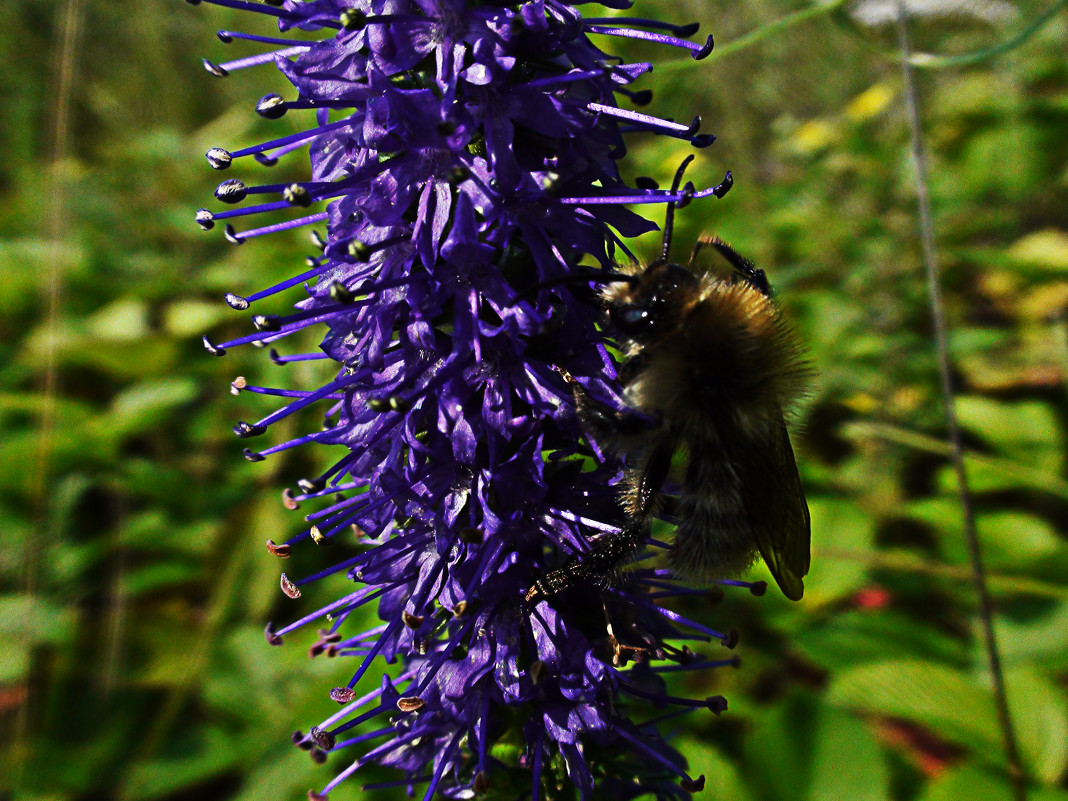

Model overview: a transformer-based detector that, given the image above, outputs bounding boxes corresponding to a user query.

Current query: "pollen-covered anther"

[215,178,247,203]
[280,572,302,599]
[451,601,469,618]
[397,696,426,713]
[202,335,225,356]
[297,477,325,494]
[402,611,424,629]
[309,726,336,751]
[330,687,356,704]
[707,695,728,715]
[230,376,247,395]
[282,488,300,510]
[243,448,265,462]
[284,183,313,207]
[233,420,266,438]
[347,239,373,262]
[224,224,244,245]
[266,539,292,558]
[339,8,367,29]
[205,147,232,170]
[256,93,287,119]
[680,775,706,793]
[329,282,354,304]
[253,314,281,331]
[195,209,215,230]
[225,292,250,310]
[264,623,283,646]
[310,525,333,546]
[202,59,229,77]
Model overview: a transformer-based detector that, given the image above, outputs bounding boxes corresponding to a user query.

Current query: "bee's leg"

[692,235,772,298]
[560,369,661,445]
[527,438,677,602]
[525,525,644,601]
[597,598,663,666]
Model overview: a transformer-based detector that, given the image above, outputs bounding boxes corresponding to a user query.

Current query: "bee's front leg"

[556,367,661,447]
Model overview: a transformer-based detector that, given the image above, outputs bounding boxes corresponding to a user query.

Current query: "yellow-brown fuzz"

[601,257,811,598]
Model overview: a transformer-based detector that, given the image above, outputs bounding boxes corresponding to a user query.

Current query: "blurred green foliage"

[1,1,1067,800]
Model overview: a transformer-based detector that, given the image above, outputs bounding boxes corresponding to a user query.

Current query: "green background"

[2,1,1067,800]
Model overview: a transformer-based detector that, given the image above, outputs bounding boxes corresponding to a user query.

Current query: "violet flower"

[189,1,751,797]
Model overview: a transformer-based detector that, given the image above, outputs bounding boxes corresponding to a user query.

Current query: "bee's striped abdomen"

[668,441,759,581]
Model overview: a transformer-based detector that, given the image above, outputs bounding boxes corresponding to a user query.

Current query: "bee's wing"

[740,417,811,601]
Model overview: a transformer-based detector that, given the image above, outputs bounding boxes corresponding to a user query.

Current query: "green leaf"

[809,707,890,801]
[1005,665,1068,784]
[827,660,999,757]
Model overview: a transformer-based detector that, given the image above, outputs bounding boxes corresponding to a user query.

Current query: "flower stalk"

[189,0,747,797]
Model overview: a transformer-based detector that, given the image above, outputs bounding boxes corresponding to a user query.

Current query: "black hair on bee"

[529,156,812,602]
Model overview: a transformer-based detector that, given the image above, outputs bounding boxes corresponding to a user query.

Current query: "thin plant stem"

[12,0,83,790]
[895,7,1026,800]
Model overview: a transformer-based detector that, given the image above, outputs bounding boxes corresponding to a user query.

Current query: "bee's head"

[606,260,696,343]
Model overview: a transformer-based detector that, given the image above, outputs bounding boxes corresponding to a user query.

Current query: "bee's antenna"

[660,155,696,264]
[517,270,636,300]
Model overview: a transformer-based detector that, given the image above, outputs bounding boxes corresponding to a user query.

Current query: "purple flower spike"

[190,1,746,797]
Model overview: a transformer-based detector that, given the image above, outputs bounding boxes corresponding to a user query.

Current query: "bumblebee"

[529,157,812,601]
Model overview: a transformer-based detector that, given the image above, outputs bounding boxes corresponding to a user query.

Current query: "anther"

[310,526,333,546]
[721,629,739,649]
[348,240,373,261]
[473,772,490,794]
[284,183,313,207]
[309,726,336,751]
[243,448,265,462]
[628,89,653,106]
[692,33,715,59]
[230,376,247,394]
[256,93,287,119]
[280,573,302,599]
[233,420,266,438]
[253,314,281,331]
[680,775,706,793]
[330,687,356,704]
[205,147,232,170]
[224,224,244,244]
[195,209,215,230]
[397,697,425,712]
[202,59,229,77]
[707,695,728,715]
[749,580,768,596]
[691,133,717,148]
[712,171,733,198]
[266,539,292,558]
[298,477,325,493]
[202,337,226,358]
[264,623,283,646]
[329,282,355,304]
[311,230,327,251]
[310,750,327,765]
[340,8,367,29]
[282,488,300,510]
[215,179,247,203]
